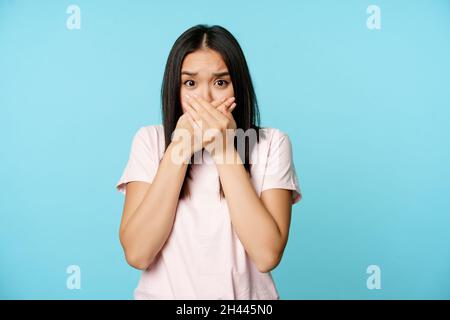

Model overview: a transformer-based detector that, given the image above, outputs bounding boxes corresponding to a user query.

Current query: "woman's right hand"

[172,97,234,161]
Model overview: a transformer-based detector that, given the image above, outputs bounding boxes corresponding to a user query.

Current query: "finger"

[186,111,198,127]
[217,97,236,115]
[197,95,234,121]
[215,97,233,116]
[211,97,226,109]
[184,101,201,122]
[185,99,206,130]
[188,94,218,125]
[218,102,236,121]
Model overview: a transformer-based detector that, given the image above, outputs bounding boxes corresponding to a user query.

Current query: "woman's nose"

[197,88,213,102]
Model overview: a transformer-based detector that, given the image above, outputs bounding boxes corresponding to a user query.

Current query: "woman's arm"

[119,139,190,270]
[182,94,294,273]
[214,149,293,273]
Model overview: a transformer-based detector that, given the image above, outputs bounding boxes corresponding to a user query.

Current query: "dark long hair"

[161,24,262,200]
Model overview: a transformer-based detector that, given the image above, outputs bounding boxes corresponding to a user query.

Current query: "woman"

[116,24,302,299]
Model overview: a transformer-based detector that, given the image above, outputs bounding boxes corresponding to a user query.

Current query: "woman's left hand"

[184,93,237,161]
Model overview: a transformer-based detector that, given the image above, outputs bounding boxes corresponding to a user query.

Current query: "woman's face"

[180,48,234,113]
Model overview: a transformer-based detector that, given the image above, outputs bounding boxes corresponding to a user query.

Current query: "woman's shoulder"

[131,124,166,159]
[247,127,292,162]
[259,126,287,134]
[256,126,291,145]
[137,123,164,134]
[134,124,165,141]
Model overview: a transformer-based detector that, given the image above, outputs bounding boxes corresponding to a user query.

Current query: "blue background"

[1,0,449,299]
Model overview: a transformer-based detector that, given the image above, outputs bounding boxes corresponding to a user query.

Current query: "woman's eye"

[215,80,229,87]
[184,80,195,87]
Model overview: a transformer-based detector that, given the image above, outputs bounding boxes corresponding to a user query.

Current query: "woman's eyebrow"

[212,71,230,77]
[181,71,197,76]
[181,71,230,77]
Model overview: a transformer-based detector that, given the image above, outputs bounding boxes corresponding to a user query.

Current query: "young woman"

[116,24,302,300]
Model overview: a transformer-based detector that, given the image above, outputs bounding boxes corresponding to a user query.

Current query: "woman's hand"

[171,112,198,163]
[172,95,235,163]
[184,94,237,162]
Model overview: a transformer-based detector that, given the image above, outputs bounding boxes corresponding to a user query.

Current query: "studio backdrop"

[1,0,450,299]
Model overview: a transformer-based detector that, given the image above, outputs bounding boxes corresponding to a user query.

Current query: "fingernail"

[185,94,191,100]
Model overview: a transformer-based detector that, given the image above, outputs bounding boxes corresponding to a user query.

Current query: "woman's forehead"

[181,49,228,75]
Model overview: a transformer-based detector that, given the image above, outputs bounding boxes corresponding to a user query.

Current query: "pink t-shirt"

[116,124,302,299]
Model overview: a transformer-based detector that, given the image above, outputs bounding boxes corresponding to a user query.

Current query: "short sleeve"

[115,127,159,195]
[261,129,302,205]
